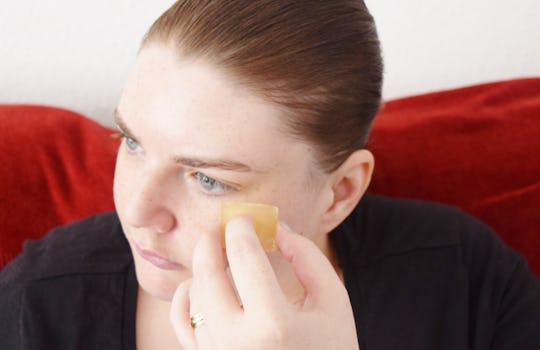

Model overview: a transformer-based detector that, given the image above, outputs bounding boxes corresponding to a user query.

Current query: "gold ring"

[190,313,205,329]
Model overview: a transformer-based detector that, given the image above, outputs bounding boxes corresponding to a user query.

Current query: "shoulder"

[336,195,540,349]
[335,194,525,271]
[0,212,134,347]
[0,212,131,286]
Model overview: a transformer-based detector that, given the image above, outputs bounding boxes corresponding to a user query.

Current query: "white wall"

[365,0,540,99]
[1,0,539,126]
[0,0,176,126]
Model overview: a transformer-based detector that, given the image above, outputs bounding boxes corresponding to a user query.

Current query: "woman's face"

[114,46,332,301]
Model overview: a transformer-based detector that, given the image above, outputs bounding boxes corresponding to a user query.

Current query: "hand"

[170,215,359,350]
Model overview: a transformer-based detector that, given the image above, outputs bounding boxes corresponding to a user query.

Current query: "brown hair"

[142,0,383,172]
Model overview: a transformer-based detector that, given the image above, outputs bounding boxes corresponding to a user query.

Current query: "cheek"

[162,187,223,254]
[162,200,222,268]
[266,184,326,238]
[112,149,131,213]
[180,196,223,237]
[280,200,321,237]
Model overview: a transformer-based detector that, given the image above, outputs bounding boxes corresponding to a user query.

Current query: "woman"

[1,1,539,349]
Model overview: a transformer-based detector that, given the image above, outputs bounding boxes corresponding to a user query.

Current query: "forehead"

[118,45,309,169]
[123,46,280,124]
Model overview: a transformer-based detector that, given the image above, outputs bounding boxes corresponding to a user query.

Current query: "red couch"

[1,78,539,277]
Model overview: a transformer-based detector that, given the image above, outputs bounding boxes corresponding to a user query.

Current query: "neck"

[268,231,343,303]
[136,287,183,350]
[315,231,344,282]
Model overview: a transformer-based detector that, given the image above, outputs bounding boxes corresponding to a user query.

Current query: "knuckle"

[258,314,291,346]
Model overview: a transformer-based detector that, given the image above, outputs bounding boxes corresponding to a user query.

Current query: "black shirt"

[1,195,539,349]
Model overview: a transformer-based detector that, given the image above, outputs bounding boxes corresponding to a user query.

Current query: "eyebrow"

[114,109,259,173]
[172,156,253,172]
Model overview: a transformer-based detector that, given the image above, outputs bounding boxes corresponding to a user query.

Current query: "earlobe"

[318,150,374,234]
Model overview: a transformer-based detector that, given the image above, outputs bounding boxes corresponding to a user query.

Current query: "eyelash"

[192,172,233,196]
[111,131,142,153]
[111,131,124,140]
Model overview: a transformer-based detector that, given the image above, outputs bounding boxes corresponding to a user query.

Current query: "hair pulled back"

[143,0,383,172]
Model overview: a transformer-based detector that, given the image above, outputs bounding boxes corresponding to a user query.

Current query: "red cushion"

[368,77,540,277]
[0,105,118,268]
[1,78,539,277]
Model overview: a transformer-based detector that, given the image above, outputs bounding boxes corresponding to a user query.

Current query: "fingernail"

[280,220,293,232]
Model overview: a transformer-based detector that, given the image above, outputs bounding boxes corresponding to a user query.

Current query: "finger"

[170,279,197,350]
[225,215,285,312]
[190,309,215,350]
[191,231,242,326]
[276,222,344,307]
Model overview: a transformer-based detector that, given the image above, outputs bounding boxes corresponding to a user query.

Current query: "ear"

[317,149,374,234]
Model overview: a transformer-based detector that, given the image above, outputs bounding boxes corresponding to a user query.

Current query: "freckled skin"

[114,45,333,301]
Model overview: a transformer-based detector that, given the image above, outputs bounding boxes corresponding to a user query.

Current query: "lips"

[134,242,183,271]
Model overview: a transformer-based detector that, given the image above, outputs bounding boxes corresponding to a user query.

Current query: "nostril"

[150,201,177,232]
[153,214,176,234]
[125,211,176,234]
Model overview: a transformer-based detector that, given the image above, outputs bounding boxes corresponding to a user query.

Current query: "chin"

[134,257,192,301]
[139,279,177,301]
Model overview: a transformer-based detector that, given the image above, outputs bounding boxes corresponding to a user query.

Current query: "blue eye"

[195,172,227,195]
[125,136,142,152]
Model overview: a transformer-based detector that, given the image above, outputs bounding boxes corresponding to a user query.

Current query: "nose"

[122,169,177,234]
